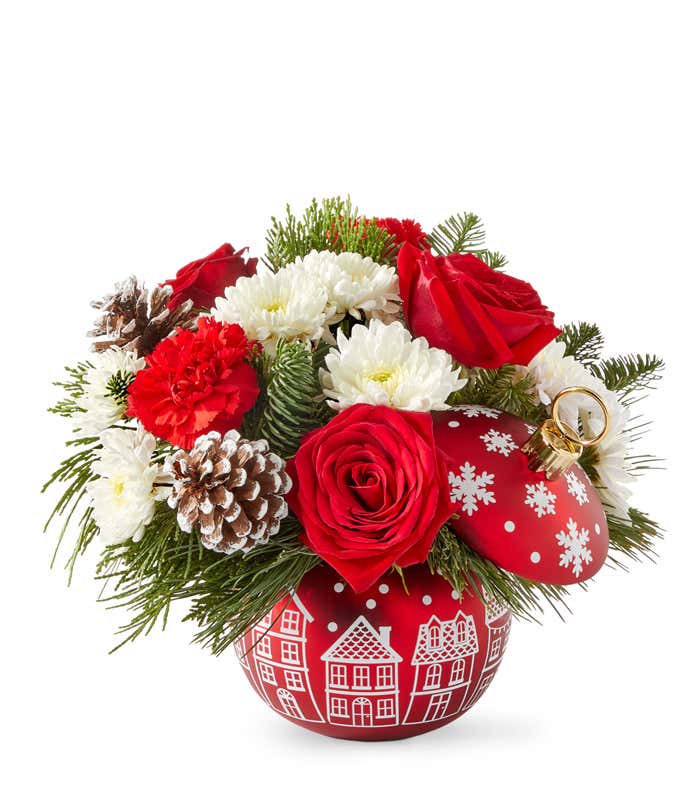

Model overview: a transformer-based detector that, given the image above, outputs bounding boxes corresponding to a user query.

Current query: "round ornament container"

[234,563,511,741]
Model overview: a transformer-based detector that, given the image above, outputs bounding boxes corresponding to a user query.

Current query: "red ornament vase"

[234,563,511,741]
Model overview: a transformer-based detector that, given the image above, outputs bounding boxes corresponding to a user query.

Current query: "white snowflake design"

[480,429,518,457]
[565,470,589,506]
[448,462,496,516]
[556,518,592,578]
[450,405,501,419]
[525,423,537,434]
[524,482,557,517]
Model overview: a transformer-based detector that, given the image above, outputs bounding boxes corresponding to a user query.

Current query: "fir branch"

[559,322,604,366]
[428,213,486,255]
[606,507,662,568]
[258,339,328,458]
[49,361,92,418]
[428,526,571,621]
[451,365,546,423]
[264,197,395,270]
[589,354,664,399]
[476,250,508,270]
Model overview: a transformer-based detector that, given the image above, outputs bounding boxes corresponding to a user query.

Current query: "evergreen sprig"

[428,526,572,621]
[605,508,662,567]
[451,365,546,423]
[264,197,395,270]
[559,322,605,366]
[427,212,506,269]
[590,354,664,399]
[49,362,92,419]
[257,339,329,458]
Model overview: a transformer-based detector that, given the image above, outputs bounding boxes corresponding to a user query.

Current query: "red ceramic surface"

[433,406,608,584]
[235,564,511,740]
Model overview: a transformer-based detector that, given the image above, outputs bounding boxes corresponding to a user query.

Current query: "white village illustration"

[235,588,511,729]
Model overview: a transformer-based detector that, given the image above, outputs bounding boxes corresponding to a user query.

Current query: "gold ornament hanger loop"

[551,386,610,448]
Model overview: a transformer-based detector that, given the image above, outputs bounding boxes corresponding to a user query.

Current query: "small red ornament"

[433,405,609,585]
[235,564,511,741]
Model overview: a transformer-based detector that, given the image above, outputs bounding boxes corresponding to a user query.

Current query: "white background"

[1,2,678,792]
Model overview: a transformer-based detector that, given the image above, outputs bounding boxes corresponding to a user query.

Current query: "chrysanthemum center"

[368,369,394,384]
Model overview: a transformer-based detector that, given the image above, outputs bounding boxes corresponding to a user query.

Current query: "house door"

[277,688,303,719]
[352,697,373,727]
[424,692,451,722]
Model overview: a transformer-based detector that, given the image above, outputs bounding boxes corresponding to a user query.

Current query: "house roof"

[411,613,479,664]
[483,591,509,626]
[321,616,402,663]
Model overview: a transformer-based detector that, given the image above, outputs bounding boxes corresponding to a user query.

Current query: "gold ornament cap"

[522,386,610,480]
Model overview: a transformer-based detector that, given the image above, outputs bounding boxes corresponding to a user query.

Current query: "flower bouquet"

[45,198,664,740]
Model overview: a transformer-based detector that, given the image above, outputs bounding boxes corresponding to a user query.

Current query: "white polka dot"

[504,520,515,533]
[327,621,338,632]
[422,595,432,606]
[378,583,389,594]
[448,420,460,428]
[366,598,377,609]
[451,589,461,600]
[334,582,345,593]
[595,523,601,535]
[530,551,541,563]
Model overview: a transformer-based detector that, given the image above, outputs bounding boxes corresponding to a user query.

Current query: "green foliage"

[605,508,662,567]
[42,437,100,582]
[427,212,506,269]
[450,365,546,423]
[264,197,396,270]
[590,354,664,399]
[429,526,571,621]
[97,510,317,655]
[49,362,92,419]
[256,339,330,459]
[559,322,604,366]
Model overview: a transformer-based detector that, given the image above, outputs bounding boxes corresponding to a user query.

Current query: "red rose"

[127,317,259,449]
[375,217,431,250]
[162,243,257,311]
[398,243,560,369]
[287,404,452,593]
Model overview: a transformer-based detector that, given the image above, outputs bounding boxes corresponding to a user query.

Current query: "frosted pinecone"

[89,276,195,357]
[166,430,292,554]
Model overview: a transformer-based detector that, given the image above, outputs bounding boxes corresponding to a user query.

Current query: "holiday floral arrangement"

[45,198,663,740]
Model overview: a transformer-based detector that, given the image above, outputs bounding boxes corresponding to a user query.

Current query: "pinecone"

[88,276,195,357]
[167,430,292,554]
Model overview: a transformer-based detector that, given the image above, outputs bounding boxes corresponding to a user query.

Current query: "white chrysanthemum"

[87,426,170,545]
[75,348,144,437]
[528,340,634,517]
[321,320,467,412]
[526,340,606,430]
[288,250,401,323]
[212,268,328,354]
[582,401,633,519]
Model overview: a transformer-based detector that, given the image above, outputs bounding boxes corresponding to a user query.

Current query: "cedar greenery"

[264,196,396,270]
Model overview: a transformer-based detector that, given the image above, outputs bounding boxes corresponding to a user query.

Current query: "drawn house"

[249,592,325,723]
[462,593,511,710]
[321,616,402,728]
[233,633,266,701]
[402,612,479,725]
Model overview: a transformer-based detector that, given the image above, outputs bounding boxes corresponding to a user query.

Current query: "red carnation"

[287,404,452,593]
[375,217,431,250]
[127,317,259,449]
[162,243,257,311]
[398,243,560,369]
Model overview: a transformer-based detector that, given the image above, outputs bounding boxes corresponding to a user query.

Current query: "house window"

[427,624,441,648]
[281,641,299,665]
[455,619,468,644]
[353,666,370,689]
[257,634,272,658]
[259,613,272,628]
[449,658,465,685]
[329,664,347,688]
[277,688,303,719]
[424,663,442,690]
[376,665,394,689]
[424,692,451,721]
[489,636,502,660]
[284,670,305,691]
[376,698,395,719]
[330,697,349,718]
[259,662,276,685]
[280,609,300,635]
